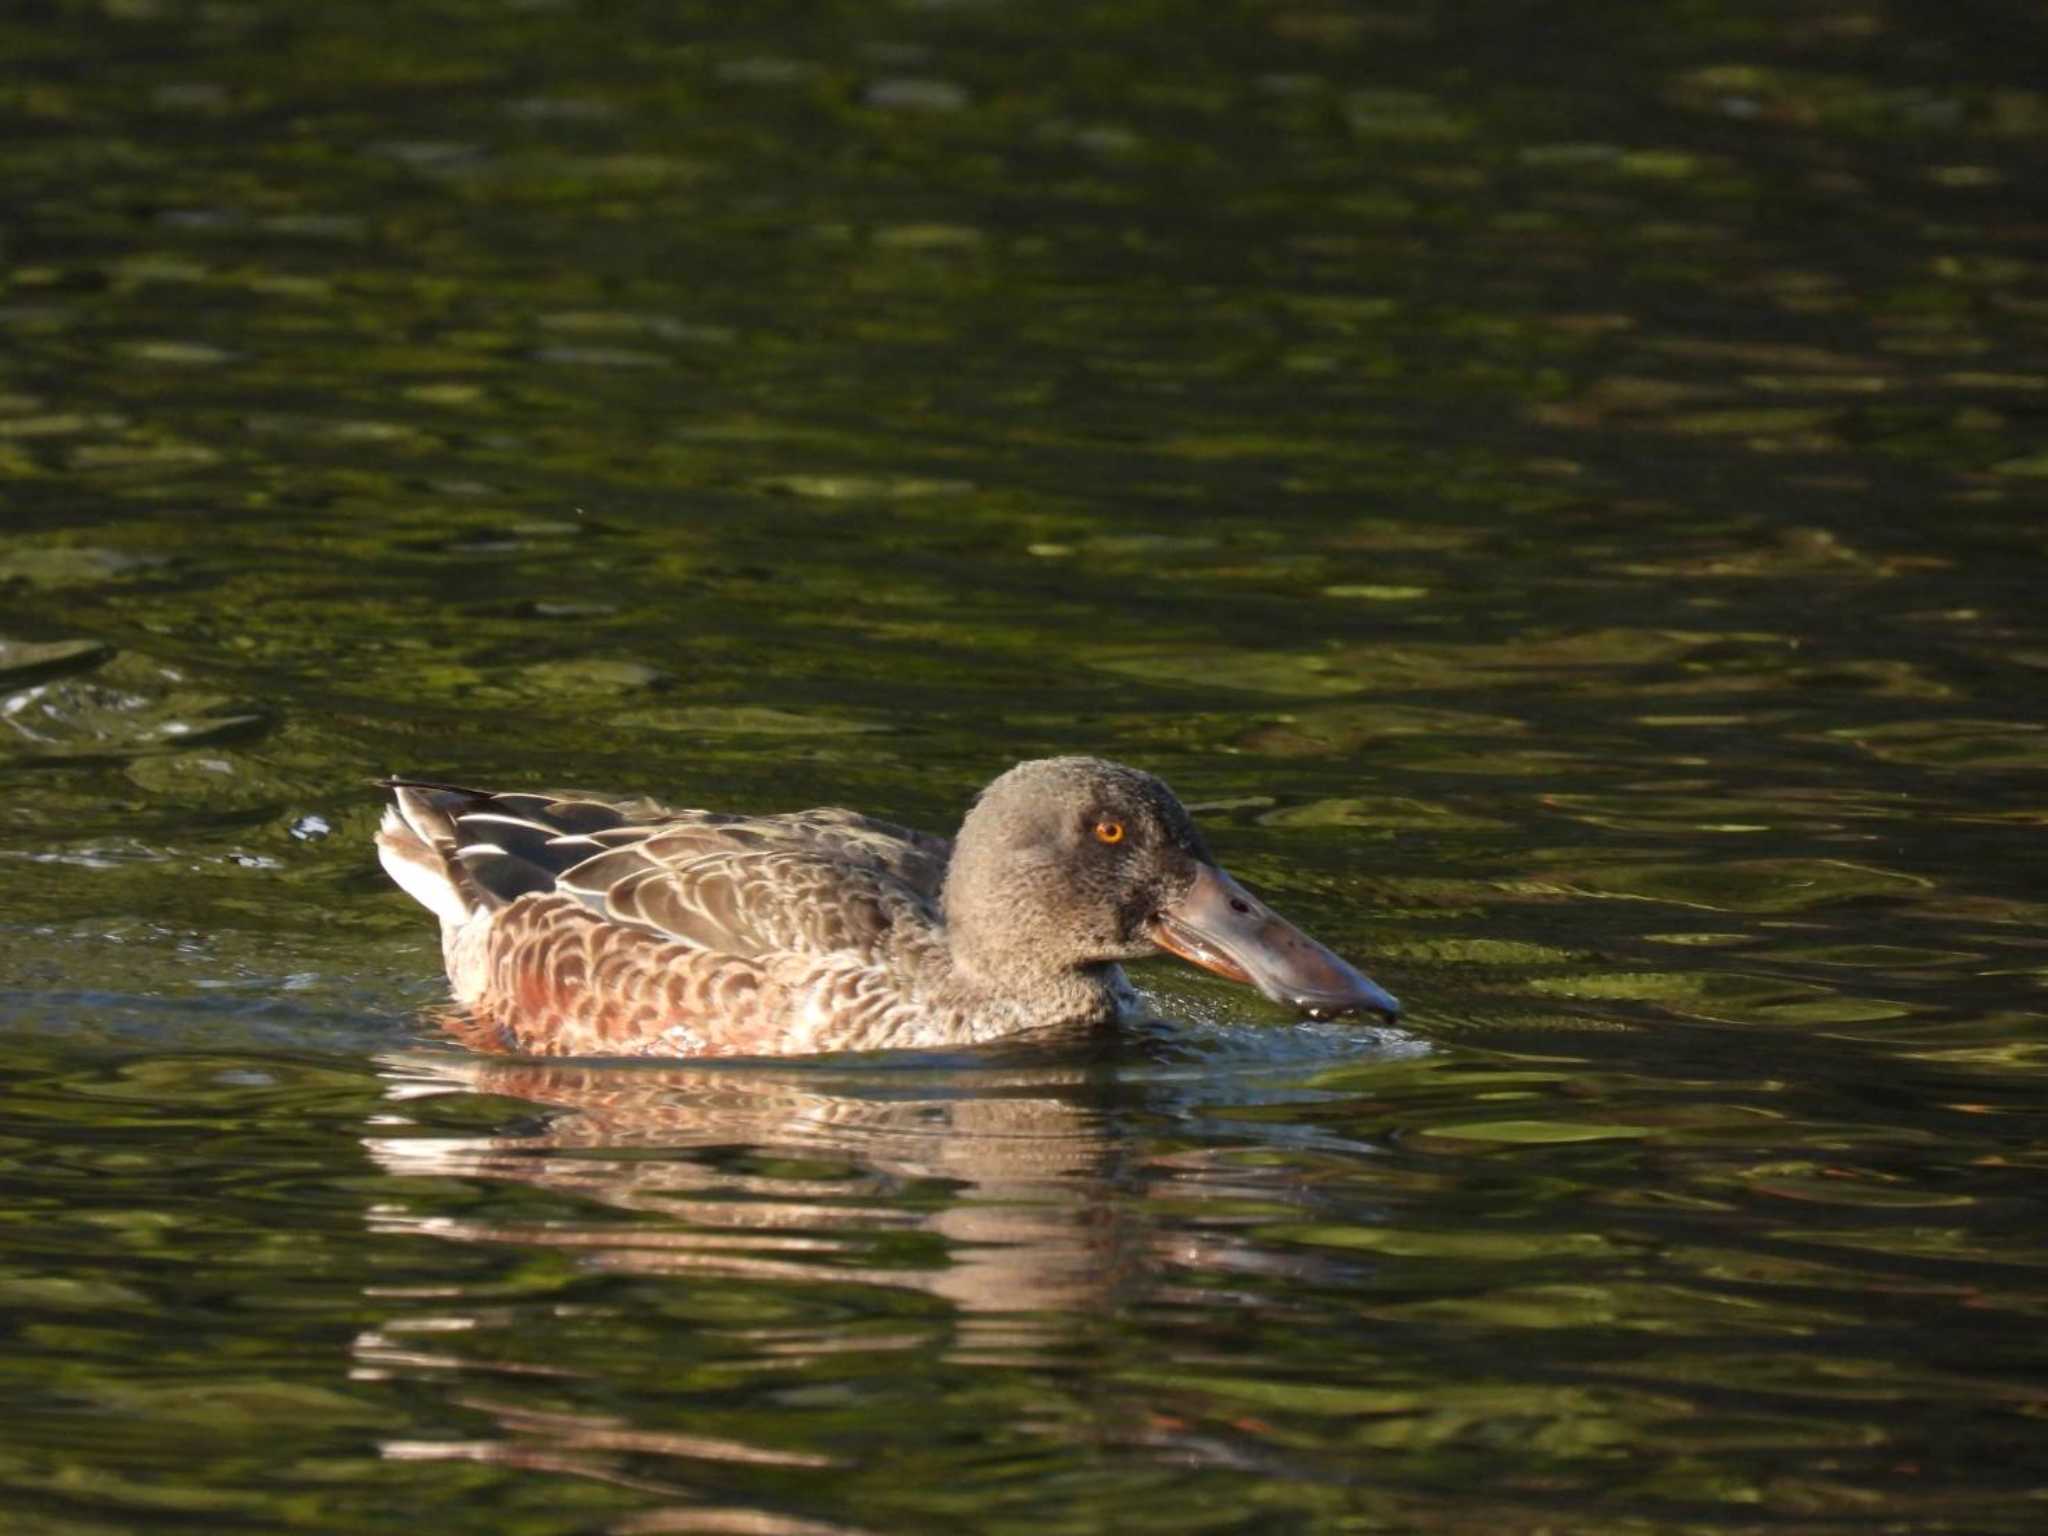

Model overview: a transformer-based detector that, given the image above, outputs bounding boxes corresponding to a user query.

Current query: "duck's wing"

[771,807,951,900]
[558,843,936,962]
[383,780,949,958]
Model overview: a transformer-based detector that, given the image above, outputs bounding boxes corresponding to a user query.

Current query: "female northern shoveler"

[376,756,1400,1057]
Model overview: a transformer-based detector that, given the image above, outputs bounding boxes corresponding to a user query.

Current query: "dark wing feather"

[457,846,559,904]
[456,811,577,870]
[480,792,638,837]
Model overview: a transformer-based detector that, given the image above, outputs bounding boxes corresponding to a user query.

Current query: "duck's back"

[377,782,955,1056]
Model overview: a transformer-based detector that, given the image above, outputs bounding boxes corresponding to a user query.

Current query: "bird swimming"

[376,756,1400,1057]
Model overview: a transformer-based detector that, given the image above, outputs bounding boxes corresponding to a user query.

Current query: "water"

[5,1,2048,1530]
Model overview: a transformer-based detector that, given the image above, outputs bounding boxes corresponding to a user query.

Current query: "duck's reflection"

[362,1044,1139,1333]
[355,1028,1413,1519]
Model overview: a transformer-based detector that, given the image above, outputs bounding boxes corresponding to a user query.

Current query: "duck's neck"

[937,917,1129,1029]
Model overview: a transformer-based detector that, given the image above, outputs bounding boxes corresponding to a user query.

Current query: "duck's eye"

[1092,818,1126,846]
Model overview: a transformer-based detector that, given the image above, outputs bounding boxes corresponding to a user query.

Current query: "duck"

[376,756,1401,1057]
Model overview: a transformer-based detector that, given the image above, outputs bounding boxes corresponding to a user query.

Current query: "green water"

[4,1,2047,1530]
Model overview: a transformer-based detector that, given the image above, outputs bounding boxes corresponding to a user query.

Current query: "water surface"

[4,1,2047,1531]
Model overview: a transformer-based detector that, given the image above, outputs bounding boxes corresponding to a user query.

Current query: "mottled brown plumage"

[376,757,1399,1058]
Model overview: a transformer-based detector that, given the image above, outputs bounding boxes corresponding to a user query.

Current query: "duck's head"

[941,757,1400,1023]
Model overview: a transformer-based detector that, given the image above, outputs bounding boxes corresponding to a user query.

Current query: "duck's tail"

[375,779,496,930]
[377,776,628,930]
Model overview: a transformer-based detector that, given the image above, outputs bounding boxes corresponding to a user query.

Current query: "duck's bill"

[1148,862,1401,1023]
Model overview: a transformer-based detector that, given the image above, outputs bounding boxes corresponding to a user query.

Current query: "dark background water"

[4,1,2047,1531]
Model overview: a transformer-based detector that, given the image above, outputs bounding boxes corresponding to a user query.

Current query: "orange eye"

[1093,818,1125,845]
